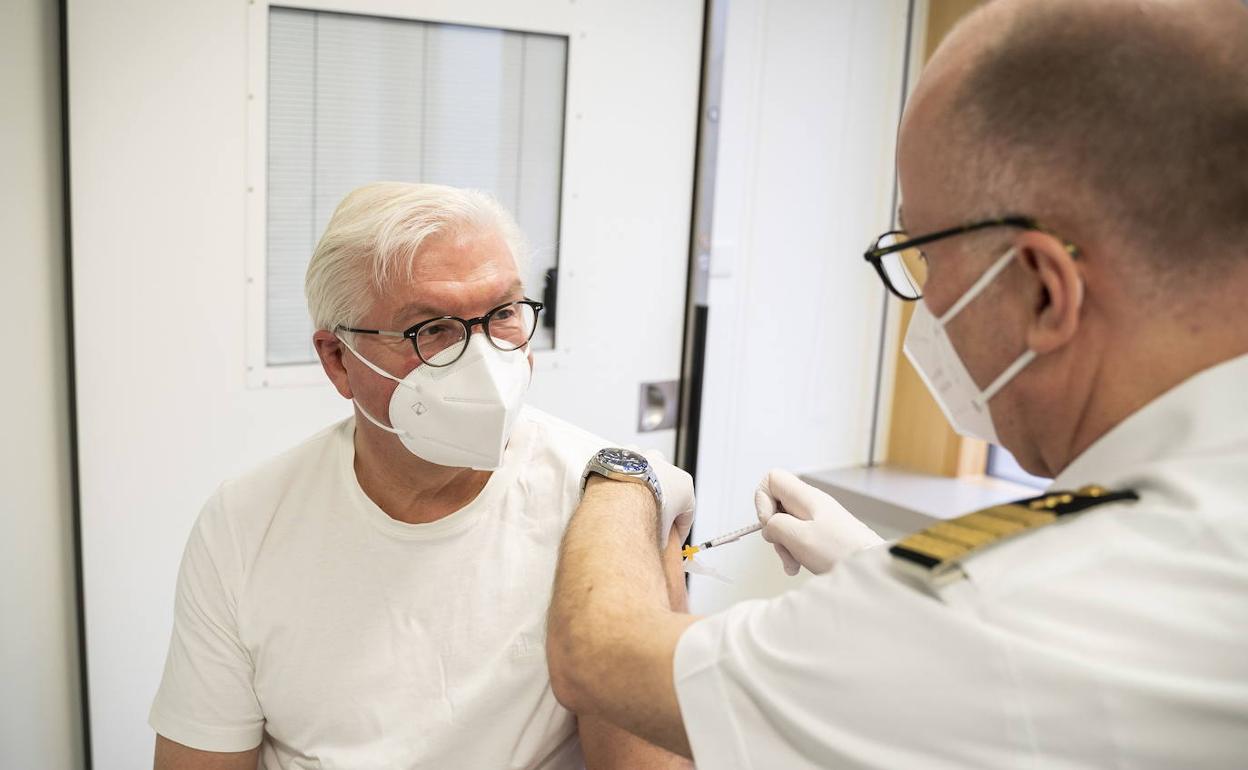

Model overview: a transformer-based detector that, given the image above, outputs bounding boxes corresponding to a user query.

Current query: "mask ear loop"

[980,260,1084,405]
[335,333,410,436]
[336,333,410,387]
[979,349,1037,404]
[938,247,1020,325]
[941,247,1038,407]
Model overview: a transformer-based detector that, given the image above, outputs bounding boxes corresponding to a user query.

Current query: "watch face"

[598,448,649,475]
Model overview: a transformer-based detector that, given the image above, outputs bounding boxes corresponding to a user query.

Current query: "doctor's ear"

[313,330,354,400]
[1018,230,1084,356]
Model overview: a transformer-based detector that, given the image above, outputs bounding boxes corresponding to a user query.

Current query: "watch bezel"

[595,447,650,476]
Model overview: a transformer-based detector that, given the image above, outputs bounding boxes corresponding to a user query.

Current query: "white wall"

[0,1,85,768]
[68,1,702,766]
[690,0,913,611]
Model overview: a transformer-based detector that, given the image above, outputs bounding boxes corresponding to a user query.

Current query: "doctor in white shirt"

[546,0,1248,767]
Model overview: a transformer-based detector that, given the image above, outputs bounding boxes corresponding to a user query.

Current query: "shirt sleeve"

[672,547,1021,769]
[149,489,264,752]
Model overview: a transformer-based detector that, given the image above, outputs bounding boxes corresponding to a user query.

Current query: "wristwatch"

[580,448,664,510]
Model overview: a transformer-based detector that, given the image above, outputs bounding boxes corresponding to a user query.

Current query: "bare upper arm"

[154,734,260,770]
[571,527,694,769]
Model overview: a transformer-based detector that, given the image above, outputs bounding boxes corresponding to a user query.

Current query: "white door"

[688,0,914,611]
[67,0,702,764]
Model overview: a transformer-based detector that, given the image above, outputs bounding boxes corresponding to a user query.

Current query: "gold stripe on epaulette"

[899,532,968,561]
[956,511,1026,536]
[981,504,1055,527]
[926,521,999,549]
[890,485,1139,585]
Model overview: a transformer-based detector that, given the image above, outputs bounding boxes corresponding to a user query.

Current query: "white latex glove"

[643,449,696,549]
[754,469,883,576]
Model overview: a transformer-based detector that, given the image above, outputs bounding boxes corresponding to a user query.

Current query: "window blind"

[267,7,567,365]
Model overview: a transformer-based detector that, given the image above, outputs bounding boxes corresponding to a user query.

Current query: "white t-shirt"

[674,354,1248,769]
[150,406,608,769]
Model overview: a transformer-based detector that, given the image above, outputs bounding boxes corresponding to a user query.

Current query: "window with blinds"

[266,7,567,365]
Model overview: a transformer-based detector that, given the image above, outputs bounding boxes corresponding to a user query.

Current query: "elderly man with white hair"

[149,182,693,769]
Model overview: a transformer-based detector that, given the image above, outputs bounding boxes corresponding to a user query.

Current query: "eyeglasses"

[863,216,1077,301]
[338,299,544,368]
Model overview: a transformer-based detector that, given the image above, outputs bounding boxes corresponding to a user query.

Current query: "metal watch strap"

[579,449,664,510]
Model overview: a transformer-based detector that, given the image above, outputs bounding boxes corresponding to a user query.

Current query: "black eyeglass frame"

[863,215,1078,301]
[337,298,545,368]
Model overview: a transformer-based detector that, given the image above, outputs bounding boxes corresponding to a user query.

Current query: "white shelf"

[800,466,1043,541]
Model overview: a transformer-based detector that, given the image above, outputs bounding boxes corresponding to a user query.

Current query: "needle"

[682,521,764,560]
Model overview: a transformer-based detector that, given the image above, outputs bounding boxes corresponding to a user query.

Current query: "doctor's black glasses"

[338,299,544,368]
[864,215,1055,301]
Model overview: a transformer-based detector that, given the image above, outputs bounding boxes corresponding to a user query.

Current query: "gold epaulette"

[889,485,1139,585]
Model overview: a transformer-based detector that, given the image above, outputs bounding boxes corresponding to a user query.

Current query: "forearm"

[547,478,696,757]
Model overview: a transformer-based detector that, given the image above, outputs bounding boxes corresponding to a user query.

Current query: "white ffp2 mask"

[338,333,532,470]
[903,247,1038,445]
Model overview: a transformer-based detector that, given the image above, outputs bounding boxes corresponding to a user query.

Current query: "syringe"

[682,521,764,560]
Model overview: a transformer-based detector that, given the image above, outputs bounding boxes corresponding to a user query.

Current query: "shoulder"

[889,485,1142,591]
[873,474,1247,623]
[217,418,349,511]
[506,407,616,520]
[514,406,611,472]
[195,418,352,563]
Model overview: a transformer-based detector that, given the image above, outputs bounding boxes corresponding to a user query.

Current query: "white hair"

[305,182,529,330]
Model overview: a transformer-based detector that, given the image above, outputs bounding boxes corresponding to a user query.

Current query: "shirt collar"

[1053,353,1248,491]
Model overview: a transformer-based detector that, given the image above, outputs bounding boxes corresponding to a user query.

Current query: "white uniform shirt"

[150,406,607,770]
[674,354,1248,769]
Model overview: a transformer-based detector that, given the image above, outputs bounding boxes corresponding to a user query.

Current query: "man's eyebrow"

[897,205,908,232]
[392,303,442,327]
[391,279,526,327]
[494,279,526,304]
[480,280,526,313]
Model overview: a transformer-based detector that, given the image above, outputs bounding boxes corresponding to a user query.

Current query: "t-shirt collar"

[339,413,534,541]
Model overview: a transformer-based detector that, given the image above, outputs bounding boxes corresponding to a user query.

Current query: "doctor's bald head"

[892,0,1248,479]
[899,0,1248,291]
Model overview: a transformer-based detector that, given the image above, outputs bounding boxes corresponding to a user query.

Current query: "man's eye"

[492,307,517,322]
[418,322,455,338]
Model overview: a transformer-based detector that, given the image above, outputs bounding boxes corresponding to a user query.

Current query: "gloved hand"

[754,469,883,575]
[642,449,696,549]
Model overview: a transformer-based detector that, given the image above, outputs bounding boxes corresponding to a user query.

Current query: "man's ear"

[313,330,354,400]
[1017,230,1083,355]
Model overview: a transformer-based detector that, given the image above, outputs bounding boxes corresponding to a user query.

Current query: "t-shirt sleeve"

[149,490,264,752]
